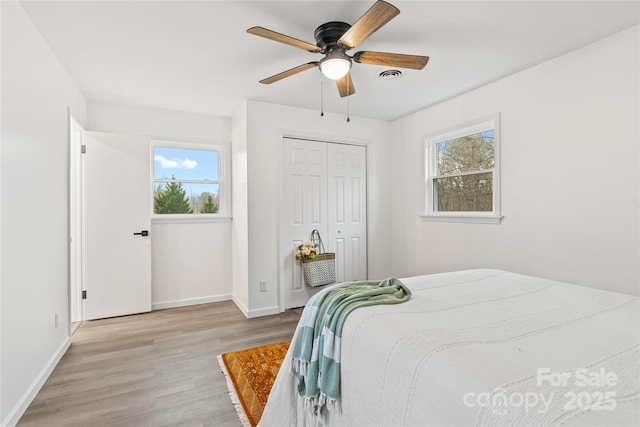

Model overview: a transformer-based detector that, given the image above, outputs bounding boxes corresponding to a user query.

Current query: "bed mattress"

[259,269,639,426]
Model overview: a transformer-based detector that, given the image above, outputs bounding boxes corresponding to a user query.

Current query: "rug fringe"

[217,354,252,427]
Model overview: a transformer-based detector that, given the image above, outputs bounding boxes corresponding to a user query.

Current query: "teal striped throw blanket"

[291,278,412,419]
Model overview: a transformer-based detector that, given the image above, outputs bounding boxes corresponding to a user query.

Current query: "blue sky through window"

[153,147,220,207]
[153,147,219,181]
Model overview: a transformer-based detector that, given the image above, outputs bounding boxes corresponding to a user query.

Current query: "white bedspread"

[259,269,640,426]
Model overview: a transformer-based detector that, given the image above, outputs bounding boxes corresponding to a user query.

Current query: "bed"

[259,269,639,426]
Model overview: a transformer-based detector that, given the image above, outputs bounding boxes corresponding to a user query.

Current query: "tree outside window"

[425,115,501,222]
[433,130,494,212]
[152,145,221,215]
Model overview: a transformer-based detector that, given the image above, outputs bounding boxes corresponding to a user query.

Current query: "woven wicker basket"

[302,253,336,287]
[301,230,336,287]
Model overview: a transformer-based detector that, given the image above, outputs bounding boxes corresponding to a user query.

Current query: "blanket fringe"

[292,357,309,377]
[217,354,252,427]
[301,393,341,426]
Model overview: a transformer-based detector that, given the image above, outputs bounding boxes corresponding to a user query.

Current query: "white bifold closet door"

[281,137,367,309]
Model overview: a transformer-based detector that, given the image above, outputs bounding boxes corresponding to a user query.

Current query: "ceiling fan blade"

[338,0,400,50]
[247,26,321,53]
[353,51,429,70]
[259,62,319,84]
[336,72,356,97]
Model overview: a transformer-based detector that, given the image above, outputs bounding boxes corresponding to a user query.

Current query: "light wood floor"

[18,301,302,426]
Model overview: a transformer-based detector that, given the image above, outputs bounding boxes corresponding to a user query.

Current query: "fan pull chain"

[320,74,324,117]
[346,97,350,122]
[346,79,351,123]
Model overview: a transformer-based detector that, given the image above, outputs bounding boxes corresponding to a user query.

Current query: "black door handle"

[133,230,149,237]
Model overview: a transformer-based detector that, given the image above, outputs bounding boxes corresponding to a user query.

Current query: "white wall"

[238,100,392,317]
[87,102,233,309]
[231,103,249,313]
[1,2,88,425]
[391,26,640,296]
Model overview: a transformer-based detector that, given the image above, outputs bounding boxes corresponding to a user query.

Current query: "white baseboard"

[231,295,249,318]
[247,305,281,318]
[2,337,71,427]
[151,293,232,311]
[230,296,280,318]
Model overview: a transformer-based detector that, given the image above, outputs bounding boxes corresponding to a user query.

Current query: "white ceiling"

[20,1,639,121]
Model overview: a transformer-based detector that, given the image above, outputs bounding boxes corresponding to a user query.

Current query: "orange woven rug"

[218,340,291,427]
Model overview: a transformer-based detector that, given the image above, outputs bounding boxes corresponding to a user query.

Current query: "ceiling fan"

[247,0,429,98]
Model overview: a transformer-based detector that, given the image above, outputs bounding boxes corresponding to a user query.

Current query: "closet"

[281,137,367,309]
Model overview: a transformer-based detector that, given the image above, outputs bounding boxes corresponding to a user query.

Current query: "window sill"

[152,215,232,225]
[420,214,503,224]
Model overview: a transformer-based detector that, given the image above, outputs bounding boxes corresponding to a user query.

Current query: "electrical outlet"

[54,312,59,328]
[260,280,267,292]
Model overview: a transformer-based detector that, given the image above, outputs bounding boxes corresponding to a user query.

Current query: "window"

[152,142,226,217]
[424,114,501,223]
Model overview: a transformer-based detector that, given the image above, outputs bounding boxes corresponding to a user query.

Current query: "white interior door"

[83,131,151,320]
[69,115,84,323]
[327,144,367,282]
[281,138,328,309]
[281,138,367,310]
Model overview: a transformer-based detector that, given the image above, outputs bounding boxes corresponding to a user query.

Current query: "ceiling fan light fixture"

[320,51,352,80]
[248,1,429,97]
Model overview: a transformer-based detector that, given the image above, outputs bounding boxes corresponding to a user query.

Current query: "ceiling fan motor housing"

[314,21,351,53]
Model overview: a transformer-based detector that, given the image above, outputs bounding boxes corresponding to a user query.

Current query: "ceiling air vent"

[378,69,403,80]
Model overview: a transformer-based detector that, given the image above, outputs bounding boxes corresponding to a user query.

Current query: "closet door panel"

[328,144,367,283]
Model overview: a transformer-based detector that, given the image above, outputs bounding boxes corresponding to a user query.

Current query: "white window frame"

[423,113,502,224]
[151,140,231,223]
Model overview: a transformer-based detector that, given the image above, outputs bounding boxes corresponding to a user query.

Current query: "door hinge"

[81,144,86,154]
[82,290,87,300]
